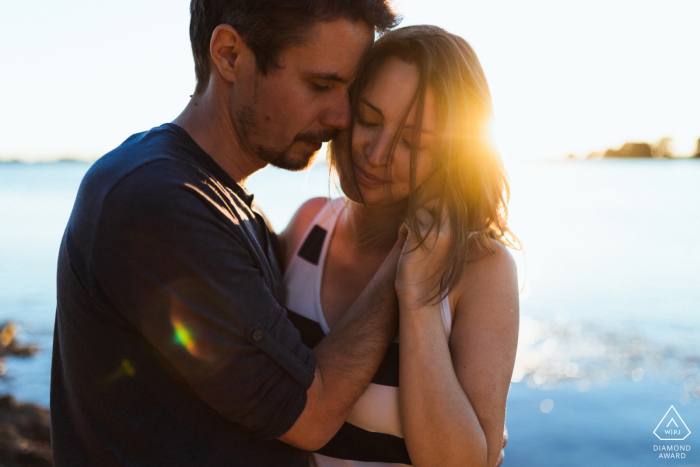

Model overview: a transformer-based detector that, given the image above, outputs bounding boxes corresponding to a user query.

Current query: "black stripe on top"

[288,310,400,388]
[297,225,327,265]
[317,422,412,465]
[287,309,326,348]
[371,343,399,387]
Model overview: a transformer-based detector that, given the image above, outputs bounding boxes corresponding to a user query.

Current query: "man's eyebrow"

[359,98,383,117]
[308,72,348,84]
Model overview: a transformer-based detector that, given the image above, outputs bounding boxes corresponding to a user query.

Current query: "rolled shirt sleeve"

[89,160,315,438]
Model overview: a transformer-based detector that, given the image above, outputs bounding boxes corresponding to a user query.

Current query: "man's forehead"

[282,18,374,80]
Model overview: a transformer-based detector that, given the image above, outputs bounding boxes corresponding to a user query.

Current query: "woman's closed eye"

[357,116,379,128]
[400,130,425,150]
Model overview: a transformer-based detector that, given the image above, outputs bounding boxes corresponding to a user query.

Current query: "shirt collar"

[163,123,256,208]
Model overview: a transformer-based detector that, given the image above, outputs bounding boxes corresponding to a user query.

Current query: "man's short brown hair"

[189,0,399,94]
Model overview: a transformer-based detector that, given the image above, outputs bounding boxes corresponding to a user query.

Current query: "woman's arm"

[399,240,519,467]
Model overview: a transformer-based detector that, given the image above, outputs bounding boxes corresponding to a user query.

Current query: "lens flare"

[168,305,215,361]
[172,317,196,355]
[105,359,136,383]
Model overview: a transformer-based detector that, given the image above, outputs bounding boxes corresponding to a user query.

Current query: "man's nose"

[319,94,351,131]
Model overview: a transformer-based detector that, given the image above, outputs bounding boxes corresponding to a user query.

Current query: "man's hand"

[278,230,407,451]
[395,201,452,308]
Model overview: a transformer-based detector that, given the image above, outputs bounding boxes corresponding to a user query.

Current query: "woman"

[280,25,519,467]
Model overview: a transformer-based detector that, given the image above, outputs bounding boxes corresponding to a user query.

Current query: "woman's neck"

[342,200,405,255]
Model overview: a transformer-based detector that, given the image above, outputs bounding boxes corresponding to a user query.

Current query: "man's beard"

[237,105,336,172]
[257,129,337,171]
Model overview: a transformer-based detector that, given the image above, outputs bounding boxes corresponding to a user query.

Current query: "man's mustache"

[294,129,338,145]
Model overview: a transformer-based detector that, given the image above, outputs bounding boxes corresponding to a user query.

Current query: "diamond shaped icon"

[654,406,691,441]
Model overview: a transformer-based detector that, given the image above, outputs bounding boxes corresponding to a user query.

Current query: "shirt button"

[252,330,264,342]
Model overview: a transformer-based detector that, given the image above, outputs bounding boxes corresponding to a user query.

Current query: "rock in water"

[0,395,52,467]
[0,322,39,359]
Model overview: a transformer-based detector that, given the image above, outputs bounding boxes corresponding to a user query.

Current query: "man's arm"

[92,164,324,439]
[94,164,405,447]
[278,232,404,451]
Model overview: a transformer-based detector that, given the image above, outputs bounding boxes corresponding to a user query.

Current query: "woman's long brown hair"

[329,25,520,303]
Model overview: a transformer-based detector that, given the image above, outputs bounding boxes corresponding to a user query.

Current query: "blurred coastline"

[3,134,700,164]
[567,136,700,160]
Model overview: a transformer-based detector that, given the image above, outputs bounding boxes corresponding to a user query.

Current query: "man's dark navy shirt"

[51,124,316,466]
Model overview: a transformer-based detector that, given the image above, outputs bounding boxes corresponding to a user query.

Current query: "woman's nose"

[364,132,391,167]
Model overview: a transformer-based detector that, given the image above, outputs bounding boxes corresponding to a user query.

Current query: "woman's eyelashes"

[356,117,421,151]
[400,131,423,150]
[356,115,379,128]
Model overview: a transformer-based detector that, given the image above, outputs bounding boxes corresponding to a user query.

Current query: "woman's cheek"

[389,166,411,200]
[351,124,372,153]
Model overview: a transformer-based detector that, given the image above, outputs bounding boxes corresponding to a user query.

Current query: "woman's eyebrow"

[403,124,433,135]
[360,98,383,117]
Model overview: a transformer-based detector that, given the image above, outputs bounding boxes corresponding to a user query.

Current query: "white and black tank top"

[283,198,453,467]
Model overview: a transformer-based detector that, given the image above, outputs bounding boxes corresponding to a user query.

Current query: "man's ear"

[209,24,246,84]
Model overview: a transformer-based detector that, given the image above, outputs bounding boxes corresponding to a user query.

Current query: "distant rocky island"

[573,137,700,159]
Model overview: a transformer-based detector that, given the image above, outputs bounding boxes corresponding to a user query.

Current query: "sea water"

[0,159,698,466]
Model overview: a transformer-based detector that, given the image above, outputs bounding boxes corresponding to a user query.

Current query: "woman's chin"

[348,188,388,206]
[338,177,405,207]
[338,176,366,203]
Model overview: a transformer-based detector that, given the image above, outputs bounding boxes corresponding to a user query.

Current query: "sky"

[1,0,699,162]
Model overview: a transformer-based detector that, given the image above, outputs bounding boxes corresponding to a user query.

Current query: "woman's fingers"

[422,197,439,209]
[437,205,452,251]
[413,202,451,249]
[494,449,505,467]
[396,201,453,306]
[439,204,450,231]
[415,207,433,228]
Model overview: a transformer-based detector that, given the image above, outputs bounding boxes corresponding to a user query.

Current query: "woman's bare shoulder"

[452,238,519,319]
[279,197,330,267]
[447,239,519,467]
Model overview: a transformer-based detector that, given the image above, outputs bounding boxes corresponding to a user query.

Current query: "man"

[51,1,403,465]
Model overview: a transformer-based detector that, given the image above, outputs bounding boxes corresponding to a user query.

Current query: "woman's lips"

[354,166,386,187]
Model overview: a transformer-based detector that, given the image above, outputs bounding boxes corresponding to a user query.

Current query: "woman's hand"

[395,200,452,308]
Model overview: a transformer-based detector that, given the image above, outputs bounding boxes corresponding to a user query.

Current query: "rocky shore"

[1,322,51,466]
[0,395,52,467]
